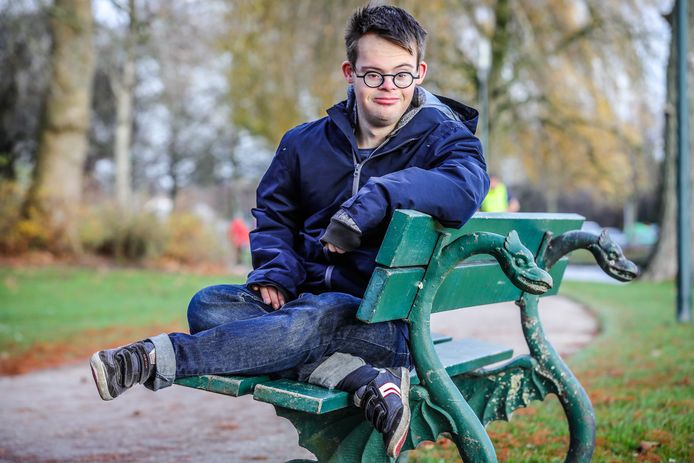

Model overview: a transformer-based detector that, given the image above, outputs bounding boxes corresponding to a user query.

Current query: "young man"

[90,5,488,458]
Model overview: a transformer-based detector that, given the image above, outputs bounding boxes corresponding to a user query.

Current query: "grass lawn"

[411,280,694,462]
[1,266,692,461]
[0,265,241,372]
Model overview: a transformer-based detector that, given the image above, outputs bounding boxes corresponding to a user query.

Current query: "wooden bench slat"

[174,374,270,397]
[375,210,584,268]
[253,338,513,414]
[358,258,569,323]
[375,210,439,267]
[358,266,424,323]
[431,332,453,344]
[254,379,351,414]
[175,333,452,398]
[410,338,513,385]
[431,258,569,314]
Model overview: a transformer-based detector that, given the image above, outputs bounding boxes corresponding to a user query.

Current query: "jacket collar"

[326,86,479,148]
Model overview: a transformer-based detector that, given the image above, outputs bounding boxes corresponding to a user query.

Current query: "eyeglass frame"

[353,70,421,89]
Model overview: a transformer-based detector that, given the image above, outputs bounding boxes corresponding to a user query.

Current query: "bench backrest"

[357,210,584,323]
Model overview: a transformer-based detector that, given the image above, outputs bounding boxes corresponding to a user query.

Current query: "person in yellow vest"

[480,174,520,212]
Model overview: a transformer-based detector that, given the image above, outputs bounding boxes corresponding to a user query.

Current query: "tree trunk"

[114,0,136,210]
[643,4,694,281]
[22,0,94,252]
[690,0,694,270]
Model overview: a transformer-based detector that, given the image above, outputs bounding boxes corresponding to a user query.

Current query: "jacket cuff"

[320,209,362,252]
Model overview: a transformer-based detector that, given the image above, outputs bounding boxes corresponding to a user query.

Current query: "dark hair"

[345,4,427,66]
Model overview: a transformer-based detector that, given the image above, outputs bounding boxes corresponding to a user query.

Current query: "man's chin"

[368,110,405,128]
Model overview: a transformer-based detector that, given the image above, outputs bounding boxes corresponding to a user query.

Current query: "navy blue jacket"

[247,88,489,299]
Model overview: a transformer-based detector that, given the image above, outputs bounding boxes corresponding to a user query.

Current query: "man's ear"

[416,61,427,84]
[342,61,354,84]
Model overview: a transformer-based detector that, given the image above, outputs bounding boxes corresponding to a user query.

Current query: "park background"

[0,0,692,462]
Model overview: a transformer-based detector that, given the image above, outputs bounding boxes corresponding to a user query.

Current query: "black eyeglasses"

[354,71,420,89]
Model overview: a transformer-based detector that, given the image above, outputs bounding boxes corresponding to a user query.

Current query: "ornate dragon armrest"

[543,229,639,281]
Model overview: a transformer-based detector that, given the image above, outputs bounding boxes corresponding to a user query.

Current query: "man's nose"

[379,75,397,90]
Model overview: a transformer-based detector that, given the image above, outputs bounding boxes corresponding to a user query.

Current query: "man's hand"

[250,285,285,310]
[324,242,346,254]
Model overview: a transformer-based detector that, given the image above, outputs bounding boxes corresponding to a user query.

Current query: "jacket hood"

[327,86,479,144]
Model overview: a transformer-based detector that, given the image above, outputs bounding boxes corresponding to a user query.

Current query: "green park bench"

[175,210,638,462]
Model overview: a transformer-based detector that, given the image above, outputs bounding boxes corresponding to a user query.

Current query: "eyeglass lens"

[361,71,415,88]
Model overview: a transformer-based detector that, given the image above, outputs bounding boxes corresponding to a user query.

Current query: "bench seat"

[170,211,635,462]
[252,338,513,414]
[174,373,271,397]
[174,332,455,397]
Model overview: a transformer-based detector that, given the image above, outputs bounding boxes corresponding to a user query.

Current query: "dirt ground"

[0,295,597,463]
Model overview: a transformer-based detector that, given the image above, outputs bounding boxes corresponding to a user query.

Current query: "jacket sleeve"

[340,120,489,234]
[247,133,306,299]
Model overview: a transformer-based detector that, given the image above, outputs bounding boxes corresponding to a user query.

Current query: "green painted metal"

[275,406,388,463]
[430,332,453,344]
[374,210,584,268]
[430,258,568,314]
[253,379,350,414]
[408,230,553,462]
[358,266,425,323]
[451,355,557,425]
[534,227,638,462]
[254,339,511,414]
[357,258,568,323]
[174,374,270,396]
[543,231,638,282]
[174,211,641,463]
[442,212,584,249]
[410,338,512,385]
[517,290,597,463]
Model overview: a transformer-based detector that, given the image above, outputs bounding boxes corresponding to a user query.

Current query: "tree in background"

[221,0,663,216]
[0,5,51,182]
[643,1,694,281]
[222,0,355,144]
[22,0,95,252]
[112,0,138,210]
[415,0,659,212]
[0,0,679,268]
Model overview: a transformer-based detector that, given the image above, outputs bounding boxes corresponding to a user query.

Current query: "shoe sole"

[387,368,411,458]
[90,352,114,401]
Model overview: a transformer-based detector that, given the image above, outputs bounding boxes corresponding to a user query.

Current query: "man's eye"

[396,72,409,79]
[365,72,381,80]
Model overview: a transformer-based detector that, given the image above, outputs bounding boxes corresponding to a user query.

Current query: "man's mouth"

[373,97,400,106]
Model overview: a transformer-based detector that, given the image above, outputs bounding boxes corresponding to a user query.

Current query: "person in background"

[480,174,520,212]
[228,216,250,266]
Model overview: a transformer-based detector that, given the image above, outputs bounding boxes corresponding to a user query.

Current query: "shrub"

[2,186,228,267]
[77,204,166,261]
[0,182,56,254]
[162,212,227,265]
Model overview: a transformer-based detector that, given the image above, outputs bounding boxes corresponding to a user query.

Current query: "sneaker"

[90,341,155,401]
[354,367,410,458]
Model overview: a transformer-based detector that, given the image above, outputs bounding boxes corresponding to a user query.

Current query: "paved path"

[0,295,597,463]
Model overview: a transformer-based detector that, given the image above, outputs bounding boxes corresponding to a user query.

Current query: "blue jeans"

[146,284,411,390]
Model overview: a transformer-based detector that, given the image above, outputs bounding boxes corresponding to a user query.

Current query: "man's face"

[342,33,427,131]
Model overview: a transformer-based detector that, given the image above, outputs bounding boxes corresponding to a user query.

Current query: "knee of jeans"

[187,284,248,333]
[187,285,221,333]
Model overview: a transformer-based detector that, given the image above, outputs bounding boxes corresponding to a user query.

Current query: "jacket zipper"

[351,137,418,195]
